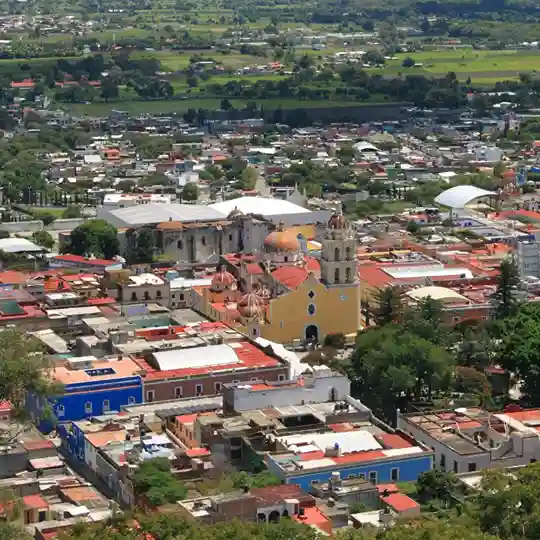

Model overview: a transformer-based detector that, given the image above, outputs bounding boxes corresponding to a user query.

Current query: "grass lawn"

[381,200,414,213]
[22,206,66,218]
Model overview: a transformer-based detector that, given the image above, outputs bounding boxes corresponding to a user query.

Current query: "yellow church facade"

[259,272,361,344]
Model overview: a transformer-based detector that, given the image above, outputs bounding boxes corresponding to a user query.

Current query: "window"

[358,473,365,480]
[103,399,110,412]
[177,240,183,249]
[531,459,537,464]
[308,290,315,299]
[214,382,222,393]
[156,290,162,299]
[57,405,65,418]
[146,390,155,403]
[251,377,258,381]
[229,234,233,241]
[334,247,340,260]
[468,462,477,472]
[195,384,203,396]
[334,268,340,283]
[453,460,458,473]
[144,291,151,301]
[308,304,316,316]
[390,468,399,482]
[180,293,185,301]
[278,374,286,381]
[38,511,47,522]
[131,292,137,301]
[440,454,446,469]
[368,471,377,484]
[202,236,207,246]
[85,401,93,415]
[252,328,258,336]
[175,387,183,398]
[128,396,136,405]
[280,321,284,328]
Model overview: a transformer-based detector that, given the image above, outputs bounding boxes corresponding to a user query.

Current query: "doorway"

[305,324,319,343]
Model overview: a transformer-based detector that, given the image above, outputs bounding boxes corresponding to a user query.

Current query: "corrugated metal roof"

[103,203,227,227]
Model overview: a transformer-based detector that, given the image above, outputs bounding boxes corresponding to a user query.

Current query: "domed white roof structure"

[434,185,496,209]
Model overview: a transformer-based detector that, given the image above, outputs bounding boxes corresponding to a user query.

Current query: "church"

[191,212,361,344]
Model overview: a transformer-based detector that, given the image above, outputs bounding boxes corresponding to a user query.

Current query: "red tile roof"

[51,254,118,266]
[332,450,386,464]
[0,271,27,284]
[376,434,413,449]
[135,341,280,380]
[271,266,309,290]
[23,494,48,509]
[21,439,55,451]
[381,493,419,513]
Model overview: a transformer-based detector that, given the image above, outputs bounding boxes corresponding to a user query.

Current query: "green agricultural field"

[61,97,380,116]
[387,49,540,79]
[130,50,269,72]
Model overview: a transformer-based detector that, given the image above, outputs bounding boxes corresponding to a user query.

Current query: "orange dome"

[238,292,264,318]
[264,222,301,252]
[211,267,236,289]
[328,212,348,230]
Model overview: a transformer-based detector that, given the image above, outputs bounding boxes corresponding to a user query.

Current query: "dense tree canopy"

[65,220,120,260]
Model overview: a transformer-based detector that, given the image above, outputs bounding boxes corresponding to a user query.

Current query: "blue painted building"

[265,431,433,490]
[28,357,143,431]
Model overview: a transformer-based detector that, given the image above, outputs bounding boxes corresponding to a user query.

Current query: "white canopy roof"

[434,185,496,209]
[407,286,469,303]
[210,196,310,217]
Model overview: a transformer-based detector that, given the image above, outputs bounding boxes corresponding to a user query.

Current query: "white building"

[102,193,172,210]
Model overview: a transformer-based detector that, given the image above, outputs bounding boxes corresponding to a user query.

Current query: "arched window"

[144,291,150,301]
[177,240,183,249]
[131,292,137,301]
[156,290,162,299]
[346,246,353,260]
[346,267,352,283]
[334,247,340,261]
[334,268,340,283]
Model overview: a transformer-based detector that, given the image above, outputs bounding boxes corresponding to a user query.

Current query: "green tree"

[129,227,154,264]
[0,329,62,420]
[62,205,82,219]
[132,458,188,506]
[372,285,403,326]
[416,470,459,504]
[323,332,346,349]
[181,182,199,202]
[0,522,32,540]
[31,230,54,250]
[492,258,520,320]
[402,56,415,68]
[496,303,540,404]
[351,324,453,417]
[64,219,119,260]
[100,77,119,102]
[240,167,258,190]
